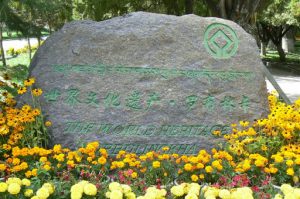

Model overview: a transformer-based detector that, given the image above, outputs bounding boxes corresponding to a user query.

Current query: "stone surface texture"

[27,12,269,153]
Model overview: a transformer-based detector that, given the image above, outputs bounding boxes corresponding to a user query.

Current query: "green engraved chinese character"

[44,88,61,102]
[220,96,235,112]
[104,92,121,108]
[186,95,199,110]
[65,88,81,106]
[240,95,250,113]
[85,92,99,107]
[169,100,176,106]
[126,91,142,110]
[147,92,160,109]
[203,95,216,111]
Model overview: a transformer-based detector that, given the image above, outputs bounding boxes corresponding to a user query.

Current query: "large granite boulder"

[28,12,269,154]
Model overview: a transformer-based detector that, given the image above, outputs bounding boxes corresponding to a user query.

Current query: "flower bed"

[1,77,300,198]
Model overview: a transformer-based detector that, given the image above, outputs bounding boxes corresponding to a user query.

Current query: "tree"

[256,22,270,56]
[4,0,72,61]
[72,0,208,21]
[202,0,272,24]
[258,0,300,62]
[0,0,36,66]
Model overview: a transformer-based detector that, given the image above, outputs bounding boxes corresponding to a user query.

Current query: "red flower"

[251,186,260,192]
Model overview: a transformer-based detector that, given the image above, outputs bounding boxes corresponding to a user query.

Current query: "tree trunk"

[260,41,267,56]
[27,37,32,61]
[276,44,286,62]
[185,0,194,14]
[282,26,295,53]
[37,37,41,47]
[0,25,6,67]
[219,0,228,19]
[48,22,52,33]
[203,0,219,17]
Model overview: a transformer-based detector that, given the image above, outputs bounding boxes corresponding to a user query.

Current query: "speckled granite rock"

[26,12,269,153]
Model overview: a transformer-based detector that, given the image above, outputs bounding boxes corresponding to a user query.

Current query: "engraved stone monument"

[28,12,269,154]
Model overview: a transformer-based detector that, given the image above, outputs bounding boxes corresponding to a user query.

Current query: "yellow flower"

[126,192,136,199]
[71,184,84,195]
[286,160,294,167]
[274,194,283,199]
[25,171,32,178]
[185,193,198,199]
[32,88,43,96]
[212,160,223,171]
[43,164,51,171]
[36,187,50,199]
[8,183,21,195]
[40,157,47,163]
[0,182,8,192]
[162,146,170,151]
[273,155,284,163]
[22,178,31,186]
[131,172,138,179]
[24,189,34,197]
[45,121,52,127]
[98,156,107,165]
[219,189,231,199]
[87,157,93,162]
[42,183,55,194]
[293,176,299,184]
[0,125,9,135]
[194,163,203,169]
[261,145,268,151]
[239,120,249,127]
[17,87,27,95]
[287,168,294,176]
[110,190,123,199]
[212,130,221,136]
[205,166,213,173]
[199,174,205,179]
[32,108,41,116]
[109,182,122,191]
[117,161,125,168]
[24,78,35,86]
[32,169,38,176]
[191,174,199,182]
[171,185,185,197]
[184,163,193,171]
[83,183,97,196]
[6,177,22,185]
[121,184,131,194]
[281,184,293,196]
[22,105,31,112]
[152,161,160,168]
[71,191,83,199]
[231,188,253,199]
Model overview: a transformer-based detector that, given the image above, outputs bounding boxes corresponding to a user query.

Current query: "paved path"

[3,37,47,54]
[266,66,300,103]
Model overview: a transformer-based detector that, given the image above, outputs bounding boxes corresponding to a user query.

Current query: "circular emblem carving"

[204,23,239,59]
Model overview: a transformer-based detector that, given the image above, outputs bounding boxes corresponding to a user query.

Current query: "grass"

[2,30,49,40]
[262,40,300,63]
[0,52,34,85]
